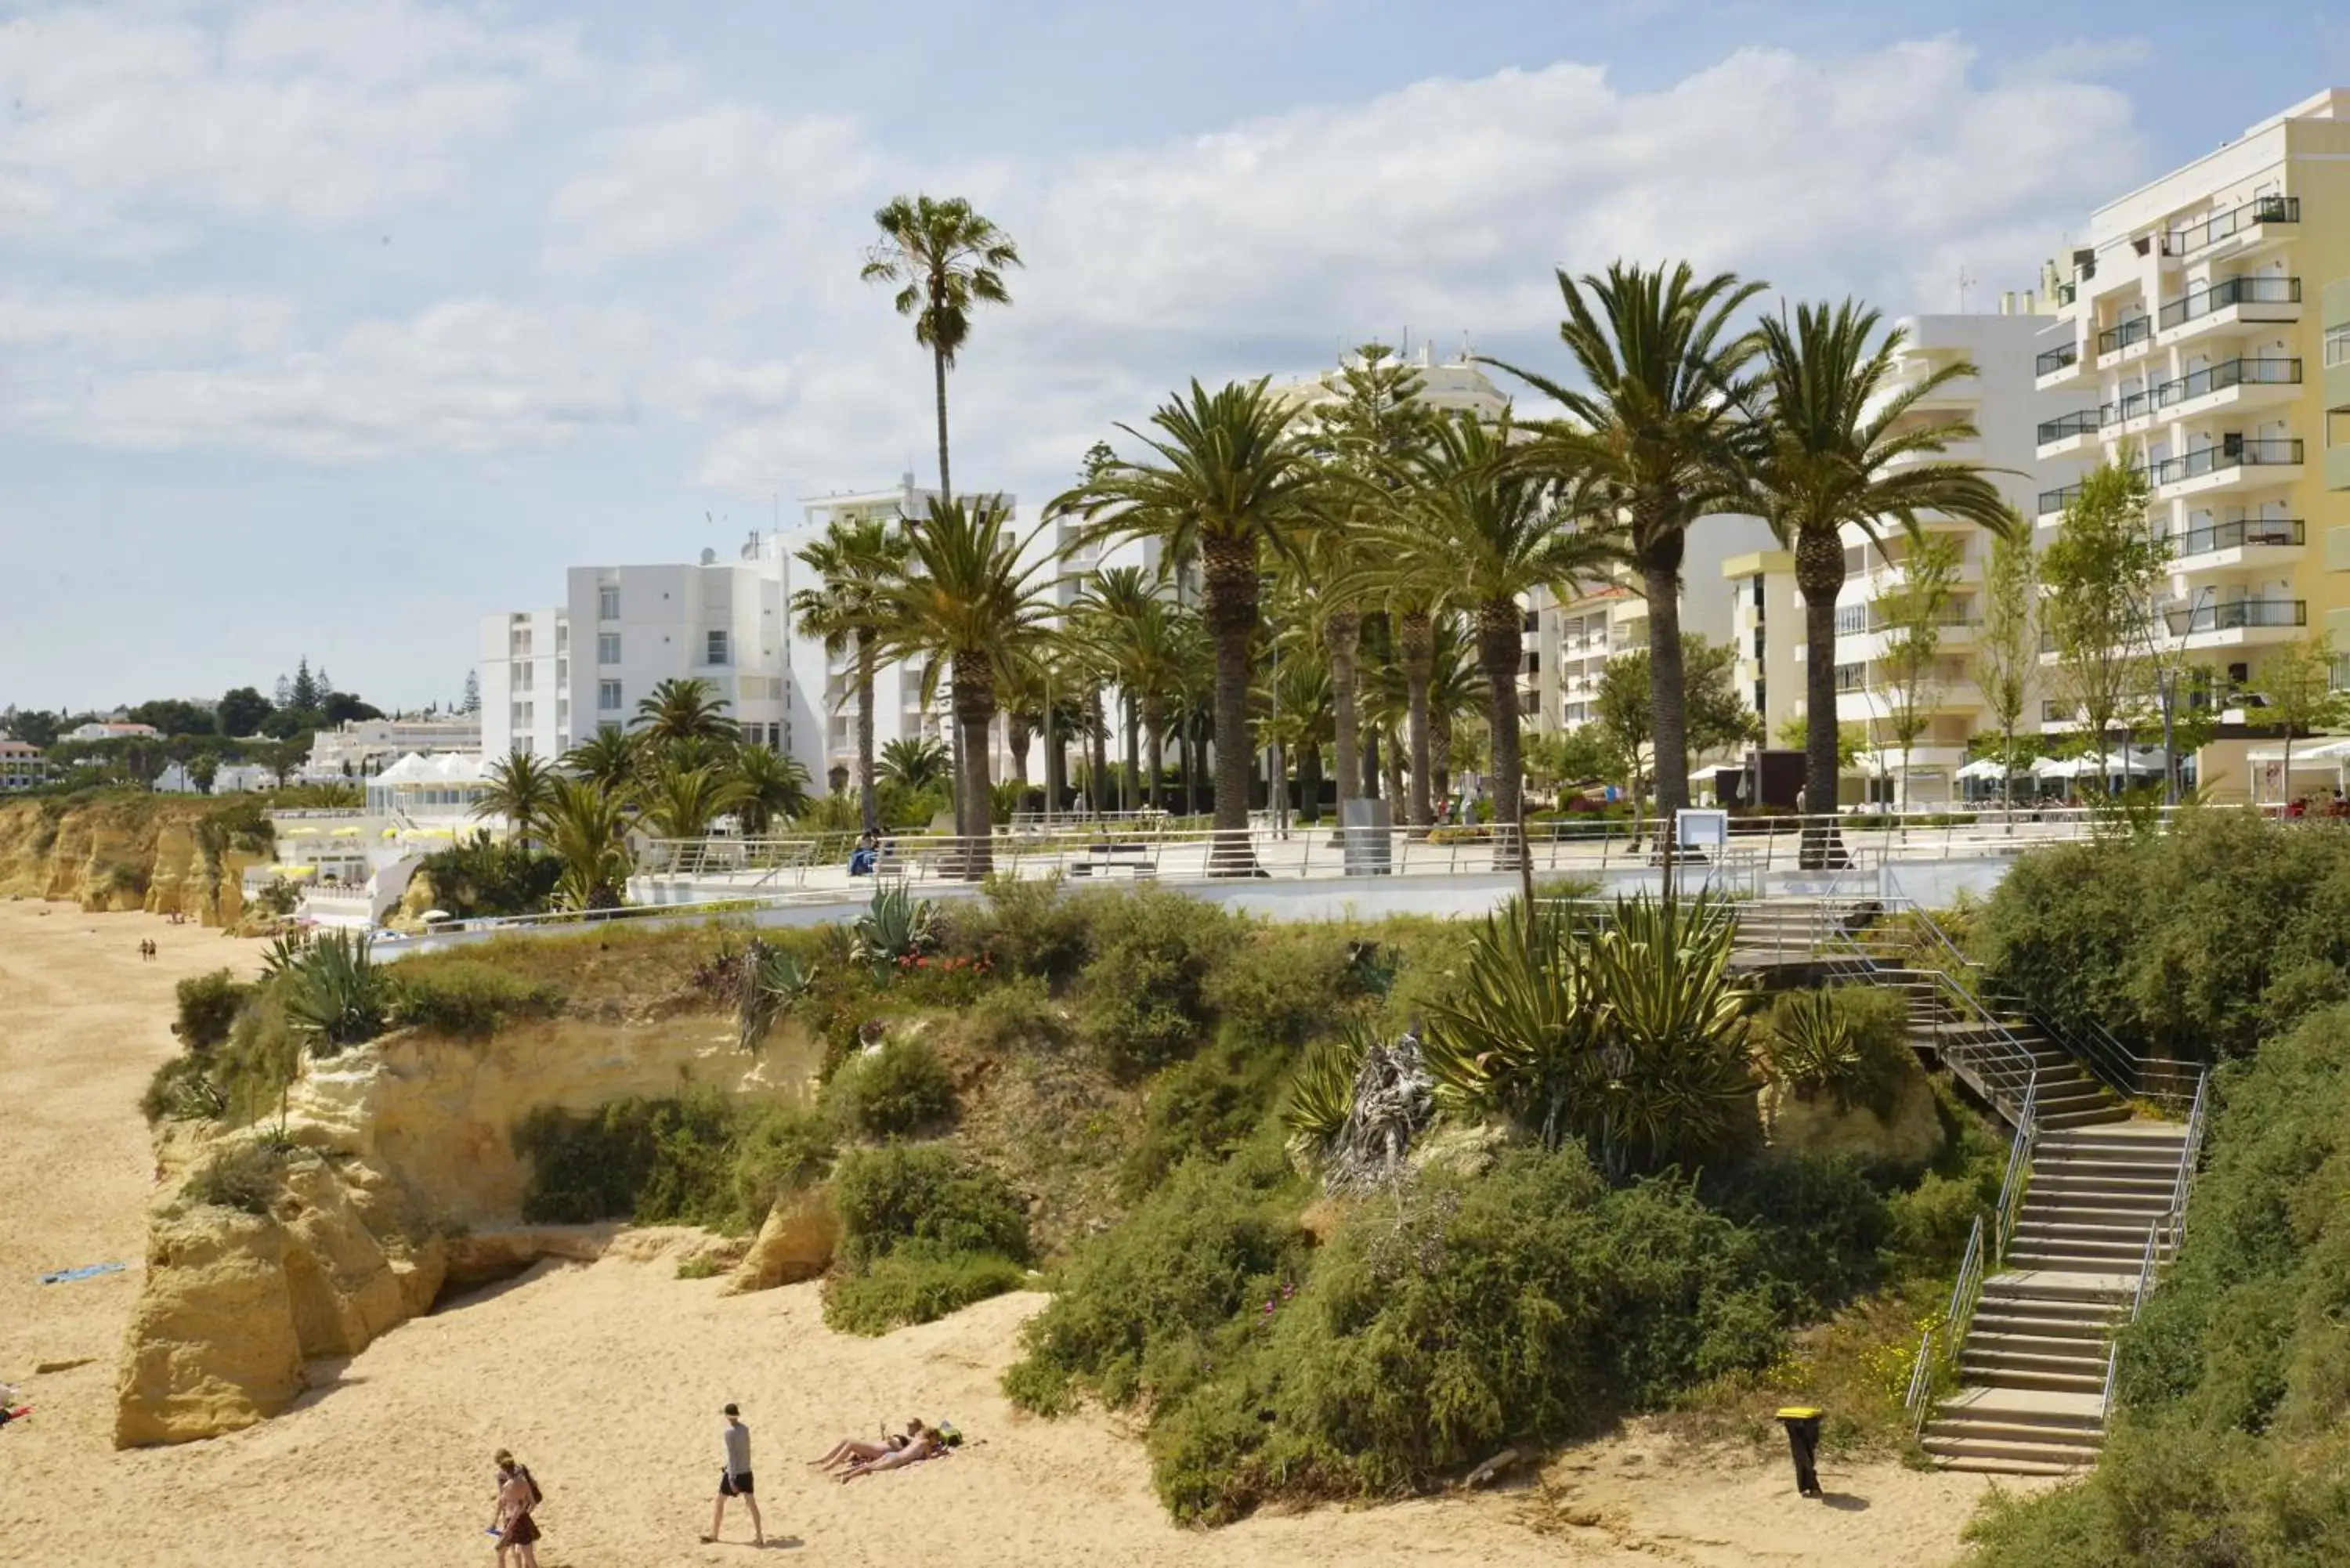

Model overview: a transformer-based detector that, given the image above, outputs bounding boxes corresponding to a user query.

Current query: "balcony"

[2153,356,2302,419]
[2096,315,2155,359]
[2149,438,2303,498]
[2177,195,2298,257]
[2035,408,2102,455]
[2034,341,2088,390]
[2167,518,2305,571]
[2163,598,2306,646]
[2037,480,2085,520]
[2157,276,2301,343]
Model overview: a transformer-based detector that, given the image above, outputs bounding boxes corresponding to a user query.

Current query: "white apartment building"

[2033,87,2350,802]
[1271,341,1513,425]
[304,716,481,779]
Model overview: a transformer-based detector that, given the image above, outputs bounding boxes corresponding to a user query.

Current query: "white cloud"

[11,299,649,458]
[0,1,574,251]
[0,287,289,356]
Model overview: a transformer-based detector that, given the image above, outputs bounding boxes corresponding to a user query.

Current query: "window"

[1753,681,1767,715]
[1751,573,1765,611]
[597,633,620,665]
[706,629,731,666]
[555,623,569,652]
[516,736,533,758]
[598,586,620,620]
[517,663,533,692]
[598,681,623,712]
[1522,609,1539,633]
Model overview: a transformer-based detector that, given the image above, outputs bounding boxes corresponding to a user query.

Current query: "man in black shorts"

[703,1401,765,1545]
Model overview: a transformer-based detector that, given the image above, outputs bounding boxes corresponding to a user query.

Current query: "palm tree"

[1256,640,1333,827]
[1385,413,1611,862]
[562,726,640,796]
[1747,300,2020,855]
[860,194,1021,499]
[1491,261,1766,816]
[729,744,811,836]
[633,677,738,752]
[878,735,952,792]
[474,746,559,847]
[1425,610,1491,807]
[543,777,632,911]
[639,761,747,841]
[1072,565,1176,812]
[875,498,1054,876]
[1056,380,1328,871]
[792,515,913,833]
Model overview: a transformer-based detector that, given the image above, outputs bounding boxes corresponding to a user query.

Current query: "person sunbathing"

[838,1419,938,1483]
[808,1422,916,1471]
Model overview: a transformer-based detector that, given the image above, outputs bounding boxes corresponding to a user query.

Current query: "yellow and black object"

[1774,1406,1825,1498]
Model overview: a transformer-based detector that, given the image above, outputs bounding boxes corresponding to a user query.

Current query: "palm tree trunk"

[1432,710,1454,807]
[1796,532,1848,869]
[1398,609,1435,829]
[1122,694,1139,814]
[1299,743,1322,826]
[1326,609,1361,809]
[1475,602,1529,874]
[1642,556,1691,816]
[1179,713,1197,816]
[1202,536,1261,873]
[1089,690,1109,820]
[1380,731,1404,807]
[932,341,952,500]
[1007,714,1032,789]
[950,652,993,880]
[1364,728,1383,800]
[1044,707,1065,822]
[1142,700,1166,811]
[855,643,880,835]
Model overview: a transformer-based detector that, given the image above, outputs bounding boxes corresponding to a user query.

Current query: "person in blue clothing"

[848,829,878,876]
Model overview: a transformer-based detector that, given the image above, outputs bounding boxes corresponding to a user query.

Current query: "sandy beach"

[0,900,2034,1565]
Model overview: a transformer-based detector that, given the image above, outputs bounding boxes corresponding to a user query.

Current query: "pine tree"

[290,658,320,713]
[461,670,481,714]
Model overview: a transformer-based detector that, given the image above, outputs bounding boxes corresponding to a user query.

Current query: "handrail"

[1904,1326,1939,1436]
[1947,1214,1988,1349]
[1993,1073,2039,1266]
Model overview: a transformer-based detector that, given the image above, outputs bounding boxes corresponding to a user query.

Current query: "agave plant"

[258,932,313,979]
[1421,898,1600,1151]
[1283,1021,1376,1146]
[1578,894,1759,1175]
[848,884,938,974]
[280,930,391,1059]
[1759,986,1907,1117]
[737,940,819,1056]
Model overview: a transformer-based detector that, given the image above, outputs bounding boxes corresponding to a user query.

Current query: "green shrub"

[831,1144,1029,1267]
[141,1055,226,1123]
[1282,1025,1371,1147]
[1076,887,1239,1074]
[1701,1154,1889,1314]
[1758,985,1911,1118]
[730,1104,836,1219]
[1203,924,1353,1051]
[962,974,1072,1055]
[515,1090,747,1231]
[173,969,253,1052]
[185,1141,288,1216]
[392,959,560,1039]
[827,1038,956,1138]
[1005,1156,1303,1415]
[1121,1031,1292,1197]
[1885,1170,1983,1266]
[967,875,1094,985]
[415,834,562,918]
[823,1245,1029,1335]
[279,929,391,1057]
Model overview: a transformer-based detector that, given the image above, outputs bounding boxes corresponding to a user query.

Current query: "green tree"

[877,735,951,791]
[1493,261,1767,816]
[1594,637,1760,804]
[792,515,913,833]
[632,677,739,753]
[187,753,220,795]
[128,699,215,737]
[860,194,1021,500]
[875,498,1054,876]
[1976,530,2039,817]
[1056,380,1329,871]
[638,761,746,841]
[288,658,321,714]
[543,777,632,910]
[474,747,560,847]
[729,744,811,836]
[2040,459,2164,768]
[1773,715,1868,775]
[562,727,639,795]
[1876,532,1965,811]
[1383,412,1609,858]
[2257,634,2350,802]
[218,687,273,738]
[1746,300,2017,834]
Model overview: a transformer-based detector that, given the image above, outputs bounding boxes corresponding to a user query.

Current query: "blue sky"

[3,1,2346,715]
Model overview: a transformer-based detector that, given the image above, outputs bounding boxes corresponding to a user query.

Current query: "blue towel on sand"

[40,1262,127,1285]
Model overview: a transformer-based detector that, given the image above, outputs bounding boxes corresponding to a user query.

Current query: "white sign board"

[1676,809,1730,849]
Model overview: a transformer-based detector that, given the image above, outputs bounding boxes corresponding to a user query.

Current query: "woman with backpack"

[490,1449,541,1566]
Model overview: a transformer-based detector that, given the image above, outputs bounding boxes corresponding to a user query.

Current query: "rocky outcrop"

[1761,1064,1945,1167]
[0,798,256,922]
[724,1187,839,1294]
[118,1016,811,1447]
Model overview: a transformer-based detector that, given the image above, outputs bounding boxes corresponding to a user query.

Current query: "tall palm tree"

[859,194,1022,499]
[633,677,739,751]
[474,746,559,847]
[1056,380,1328,871]
[1384,413,1612,861]
[878,735,952,792]
[1071,565,1160,812]
[640,761,747,841]
[1491,261,1766,815]
[729,744,811,836]
[1747,300,2020,853]
[562,727,639,796]
[1426,609,1491,807]
[875,498,1054,876]
[543,777,633,911]
[792,515,913,833]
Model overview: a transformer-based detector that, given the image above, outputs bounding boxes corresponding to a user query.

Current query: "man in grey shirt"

[703,1401,765,1546]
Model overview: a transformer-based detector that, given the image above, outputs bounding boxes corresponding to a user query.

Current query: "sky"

[3,0,2347,716]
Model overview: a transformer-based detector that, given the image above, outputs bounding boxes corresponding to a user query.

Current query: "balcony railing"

[2035,342,2080,377]
[2164,599,2306,636]
[2098,316,2154,356]
[2037,409,2102,444]
[2037,480,2085,516]
[2101,358,2303,425]
[2176,195,2299,255]
[2168,518,2305,558]
[2157,275,2301,331]
[1833,605,1979,636]
[2149,439,2303,487]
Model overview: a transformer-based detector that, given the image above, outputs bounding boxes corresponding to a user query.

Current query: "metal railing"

[1993,1074,2040,1265]
[2148,439,2303,488]
[2037,409,2102,445]
[2175,194,2298,254]
[2170,518,2305,558]
[2097,316,2154,356]
[2102,1070,2211,1414]
[2035,342,2081,377]
[1904,1326,1939,1436]
[2038,480,2084,517]
[2158,274,2301,331]
[2164,597,2306,635]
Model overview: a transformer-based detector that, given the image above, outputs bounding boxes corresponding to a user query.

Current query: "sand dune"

[0,901,2036,1565]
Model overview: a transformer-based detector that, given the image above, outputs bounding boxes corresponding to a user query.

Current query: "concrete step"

[1923,1414,2106,1451]
[2044,1106,2135,1129]
[2011,1220,2158,1246]
[1968,1314,2112,1347]
[1923,1434,2102,1469]
[1956,1364,2109,1395]
[1983,1270,2138,1303]
[1936,1454,2092,1476]
[2018,1196,2171,1223]
[2033,1152,2183,1177]
[1963,1345,2112,1379]
[2007,1248,2153,1273]
[2042,1129,2189,1152]
[2028,1169,2179,1193]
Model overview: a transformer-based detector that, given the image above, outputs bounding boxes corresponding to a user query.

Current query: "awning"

[1956,758,2013,781]
[2244,736,2350,765]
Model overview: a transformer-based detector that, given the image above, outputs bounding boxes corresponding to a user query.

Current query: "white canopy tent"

[2243,736,2350,806]
[2029,747,2167,786]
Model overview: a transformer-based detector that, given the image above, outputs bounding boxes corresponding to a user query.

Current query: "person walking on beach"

[490,1449,541,1566]
[704,1401,765,1546]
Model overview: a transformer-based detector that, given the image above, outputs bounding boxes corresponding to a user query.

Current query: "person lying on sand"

[808,1421,915,1471]
[839,1420,938,1483]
